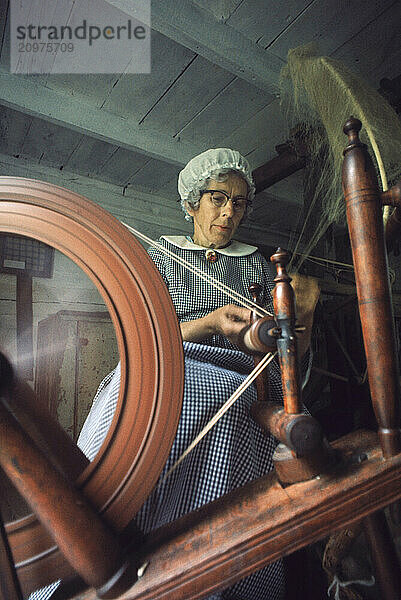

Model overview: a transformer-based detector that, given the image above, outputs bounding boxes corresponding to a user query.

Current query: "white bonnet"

[178,148,255,204]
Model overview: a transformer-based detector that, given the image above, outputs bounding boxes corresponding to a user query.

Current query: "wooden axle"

[0,353,138,599]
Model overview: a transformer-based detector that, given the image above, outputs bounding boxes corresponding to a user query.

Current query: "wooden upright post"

[342,117,401,458]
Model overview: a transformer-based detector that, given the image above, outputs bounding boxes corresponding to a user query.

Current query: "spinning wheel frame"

[0,177,184,595]
[2,117,401,599]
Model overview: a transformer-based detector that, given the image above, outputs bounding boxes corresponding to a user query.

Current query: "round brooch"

[205,249,218,263]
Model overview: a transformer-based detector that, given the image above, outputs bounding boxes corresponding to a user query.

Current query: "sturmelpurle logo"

[10,0,151,74]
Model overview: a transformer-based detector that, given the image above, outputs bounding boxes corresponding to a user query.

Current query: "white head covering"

[178,148,255,219]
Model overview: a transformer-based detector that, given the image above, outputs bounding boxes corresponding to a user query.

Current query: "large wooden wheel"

[0,177,184,596]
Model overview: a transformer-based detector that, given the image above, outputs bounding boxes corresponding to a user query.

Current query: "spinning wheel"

[0,177,184,596]
[1,118,401,600]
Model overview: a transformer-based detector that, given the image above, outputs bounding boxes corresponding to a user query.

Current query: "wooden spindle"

[270,249,302,415]
[250,250,332,483]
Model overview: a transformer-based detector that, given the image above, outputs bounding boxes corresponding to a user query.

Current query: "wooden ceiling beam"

[0,151,294,249]
[253,144,307,193]
[106,0,283,95]
[0,152,188,233]
[0,69,203,167]
[253,131,309,193]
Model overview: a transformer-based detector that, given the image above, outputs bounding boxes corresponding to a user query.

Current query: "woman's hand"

[180,304,251,345]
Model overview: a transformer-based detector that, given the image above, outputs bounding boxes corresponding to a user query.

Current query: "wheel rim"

[0,177,184,595]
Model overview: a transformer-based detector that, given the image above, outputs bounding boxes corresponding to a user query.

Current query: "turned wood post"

[342,117,401,458]
[250,249,331,483]
[271,249,302,415]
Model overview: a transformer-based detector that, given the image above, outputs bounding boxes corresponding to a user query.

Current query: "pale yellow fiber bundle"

[280,44,401,259]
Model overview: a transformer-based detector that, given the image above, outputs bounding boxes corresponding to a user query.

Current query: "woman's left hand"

[180,304,251,345]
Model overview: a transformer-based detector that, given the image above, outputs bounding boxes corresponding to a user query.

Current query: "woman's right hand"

[180,304,251,345]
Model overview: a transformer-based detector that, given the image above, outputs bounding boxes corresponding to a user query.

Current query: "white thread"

[328,574,375,600]
[122,222,273,318]
[162,351,277,480]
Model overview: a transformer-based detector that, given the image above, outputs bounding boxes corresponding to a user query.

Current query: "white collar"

[162,236,258,257]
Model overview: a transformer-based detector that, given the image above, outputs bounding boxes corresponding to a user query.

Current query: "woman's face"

[186,173,248,248]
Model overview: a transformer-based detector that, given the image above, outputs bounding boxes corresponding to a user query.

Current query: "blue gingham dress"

[31,236,291,600]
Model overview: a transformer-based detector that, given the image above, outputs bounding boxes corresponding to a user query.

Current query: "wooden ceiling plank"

[226,0,311,45]
[1,0,62,89]
[221,99,287,166]
[140,55,235,136]
[0,105,32,157]
[0,5,10,70]
[19,117,84,169]
[97,147,151,186]
[45,74,120,109]
[0,8,48,91]
[178,77,273,146]
[191,0,244,23]
[126,159,181,195]
[101,31,196,121]
[65,137,119,176]
[159,175,181,200]
[106,0,284,94]
[266,0,395,61]
[0,0,9,62]
[332,1,401,85]
[0,68,203,165]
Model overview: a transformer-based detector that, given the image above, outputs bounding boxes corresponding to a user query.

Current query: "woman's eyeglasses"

[201,189,247,212]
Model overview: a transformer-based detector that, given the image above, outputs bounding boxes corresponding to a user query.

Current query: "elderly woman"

[31,149,317,600]
[132,149,316,599]
[149,148,314,355]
